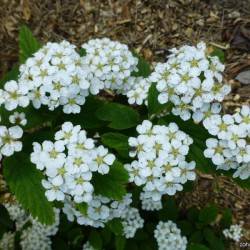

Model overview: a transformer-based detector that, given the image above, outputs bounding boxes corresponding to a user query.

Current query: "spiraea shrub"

[0,26,249,250]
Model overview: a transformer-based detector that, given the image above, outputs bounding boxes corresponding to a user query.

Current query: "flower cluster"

[223,223,244,242]
[121,207,144,238]
[62,194,132,228]
[204,105,250,180]
[140,192,163,211]
[154,221,188,250]
[0,232,15,250]
[125,120,196,201]
[2,202,60,250]
[81,38,138,93]
[150,42,230,121]
[31,122,116,204]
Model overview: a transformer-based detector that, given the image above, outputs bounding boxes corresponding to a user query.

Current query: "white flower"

[3,80,29,110]
[0,125,23,156]
[154,221,188,250]
[223,223,244,242]
[9,112,27,126]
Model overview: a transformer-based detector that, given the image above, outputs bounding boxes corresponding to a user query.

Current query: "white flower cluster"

[140,192,163,211]
[1,41,90,114]
[204,105,250,180]
[3,202,60,250]
[154,221,187,250]
[81,38,138,93]
[0,232,15,250]
[31,122,116,203]
[125,120,196,201]
[223,223,243,242]
[121,207,144,238]
[62,194,132,228]
[150,42,230,121]
[0,125,23,158]
[126,77,151,105]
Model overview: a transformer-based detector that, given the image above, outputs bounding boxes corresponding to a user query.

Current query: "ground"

[0,0,250,249]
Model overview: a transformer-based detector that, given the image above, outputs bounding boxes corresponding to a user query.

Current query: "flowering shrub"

[0,26,249,250]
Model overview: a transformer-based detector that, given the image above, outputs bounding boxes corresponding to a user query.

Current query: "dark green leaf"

[158,197,178,221]
[96,103,140,130]
[19,25,41,63]
[132,54,151,77]
[178,221,194,236]
[199,205,218,224]
[79,48,86,57]
[203,228,224,250]
[92,160,129,200]
[3,153,55,225]
[188,243,209,250]
[106,218,123,236]
[0,66,19,88]
[190,231,203,243]
[147,84,173,117]
[0,204,14,230]
[115,236,126,250]
[101,133,129,158]
[220,208,232,229]
[89,230,102,250]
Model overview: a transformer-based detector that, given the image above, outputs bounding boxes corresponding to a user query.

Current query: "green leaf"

[0,204,13,230]
[220,208,232,228]
[199,205,218,224]
[96,103,140,130]
[19,25,41,63]
[147,84,173,117]
[92,160,129,200]
[203,228,225,250]
[101,133,129,158]
[132,53,151,77]
[115,236,126,250]
[178,221,194,236]
[106,218,123,236]
[3,153,55,225]
[158,197,178,221]
[79,48,86,57]
[75,202,88,216]
[0,66,19,88]
[188,243,209,250]
[187,207,200,223]
[210,47,225,63]
[89,230,103,250]
[190,231,204,244]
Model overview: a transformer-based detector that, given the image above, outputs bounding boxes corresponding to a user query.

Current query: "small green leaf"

[89,230,102,249]
[106,218,123,236]
[92,160,129,200]
[147,84,172,117]
[158,197,178,221]
[220,208,232,229]
[210,47,225,63]
[203,228,225,250]
[19,25,41,63]
[3,153,55,225]
[115,236,126,250]
[75,203,88,216]
[101,133,129,158]
[199,205,218,224]
[79,48,86,57]
[132,53,151,77]
[178,221,194,236]
[96,103,140,130]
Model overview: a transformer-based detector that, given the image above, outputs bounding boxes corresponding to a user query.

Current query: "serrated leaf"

[199,205,218,224]
[96,103,140,130]
[92,160,129,200]
[89,230,102,250]
[101,132,129,158]
[19,25,41,63]
[3,152,55,225]
[106,218,123,236]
